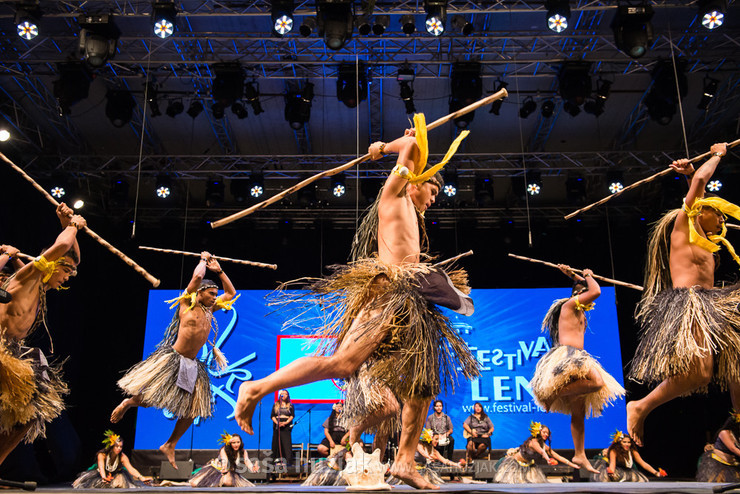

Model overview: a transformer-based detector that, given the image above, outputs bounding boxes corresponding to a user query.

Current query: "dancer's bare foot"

[235,381,260,435]
[571,455,599,474]
[159,443,177,469]
[390,462,439,490]
[110,399,133,423]
[626,401,645,447]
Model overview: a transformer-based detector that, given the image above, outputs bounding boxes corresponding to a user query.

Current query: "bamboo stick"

[564,137,740,220]
[507,253,643,291]
[138,246,277,270]
[0,152,161,287]
[211,88,509,228]
[434,250,474,268]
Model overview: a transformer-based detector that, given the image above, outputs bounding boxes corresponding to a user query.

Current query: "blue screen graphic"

[133,288,626,451]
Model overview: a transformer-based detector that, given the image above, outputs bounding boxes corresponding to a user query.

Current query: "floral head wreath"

[529,421,543,438]
[610,429,624,444]
[731,410,740,423]
[419,428,434,444]
[219,431,233,445]
[102,430,121,448]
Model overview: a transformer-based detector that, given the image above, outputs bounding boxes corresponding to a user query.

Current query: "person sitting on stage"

[271,389,294,467]
[388,429,459,486]
[696,411,740,483]
[494,422,579,483]
[529,265,624,473]
[317,402,349,457]
[425,400,455,461]
[627,143,740,447]
[0,203,83,469]
[463,402,494,464]
[592,430,666,482]
[72,431,152,488]
[111,252,237,468]
[189,432,258,487]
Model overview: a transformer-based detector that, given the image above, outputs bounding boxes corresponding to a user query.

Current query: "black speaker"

[472,460,498,480]
[158,460,193,480]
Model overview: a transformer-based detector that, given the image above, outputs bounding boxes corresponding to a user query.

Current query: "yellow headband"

[419,428,434,443]
[529,421,543,437]
[684,196,740,268]
[33,255,77,284]
[102,430,121,448]
[731,410,740,423]
[166,291,240,312]
[610,429,624,444]
[219,431,234,445]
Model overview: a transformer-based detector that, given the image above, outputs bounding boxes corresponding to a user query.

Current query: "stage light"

[526,171,542,196]
[245,82,264,115]
[152,1,176,39]
[271,0,294,37]
[156,174,172,199]
[566,173,586,204]
[300,17,317,36]
[73,199,85,209]
[231,102,248,119]
[212,63,245,119]
[489,80,508,115]
[372,15,389,35]
[699,0,726,29]
[284,82,314,130]
[105,90,136,128]
[611,4,654,59]
[250,173,264,198]
[400,15,416,35]
[187,100,204,119]
[563,100,581,117]
[519,97,537,119]
[356,16,372,36]
[331,173,346,198]
[474,173,494,206]
[211,103,225,119]
[206,177,225,207]
[230,179,249,202]
[541,99,555,118]
[337,62,367,109]
[317,0,353,50]
[698,76,719,111]
[442,169,458,197]
[16,2,42,41]
[165,99,184,118]
[607,170,624,194]
[451,15,473,35]
[708,179,722,192]
[78,14,121,68]
[53,62,92,116]
[645,59,687,125]
[559,61,591,116]
[424,0,447,36]
[546,0,570,32]
[51,186,66,199]
[449,62,482,128]
[146,82,161,117]
[0,130,9,142]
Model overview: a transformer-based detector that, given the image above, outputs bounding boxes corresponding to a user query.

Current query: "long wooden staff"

[565,137,740,220]
[138,246,277,270]
[0,152,161,287]
[727,223,740,231]
[211,88,509,229]
[434,250,473,268]
[507,253,643,291]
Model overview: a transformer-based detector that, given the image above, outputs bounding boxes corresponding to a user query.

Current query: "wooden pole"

[211,88,509,229]
[433,250,474,268]
[0,152,161,287]
[564,137,740,220]
[138,246,278,270]
[507,253,643,291]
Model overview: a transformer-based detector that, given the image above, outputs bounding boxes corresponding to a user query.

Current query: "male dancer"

[530,264,625,473]
[0,203,84,467]
[235,116,478,488]
[627,142,740,446]
[112,252,236,467]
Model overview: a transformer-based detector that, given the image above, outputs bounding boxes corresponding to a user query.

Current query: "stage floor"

[13,483,736,494]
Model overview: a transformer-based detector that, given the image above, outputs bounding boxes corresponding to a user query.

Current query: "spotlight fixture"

[611,4,654,59]
[72,198,85,209]
[231,102,248,119]
[707,179,723,192]
[187,100,204,118]
[53,62,92,116]
[300,17,317,36]
[526,171,542,196]
[15,1,42,41]
[211,63,245,119]
[645,59,687,125]
[356,16,372,36]
[584,79,610,117]
[230,180,249,203]
[336,62,367,109]
[449,62,482,128]
[424,0,447,36]
[105,90,136,128]
[331,173,347,198]
[489,80,508,115]
[563,100,581,117]
[372,15,389,35]
[546,0,570,32]
[0,129,8,141]
[400,14,416,35]
[519,97,537,119]
[50,186,66,199]
[78,14,121,68]
[271,0,295,37]
[607,170,624,194]
[146,82,161,117]
[317,0,353,50]
[559,61,591,116]
[699,0,726,29]
[442,169,458,197]
[245,82,264,115]
[474,173,494,206]
[152,1,176,39]
[165,99,184,118]
[206,177,225,207]
[250,173,265,198]
[397,66,416,114]
[698,76,719,111]
[566,173,586,204]
[451,15,473,35]
[284,82,314,130]
[540,99,555,118]
[155,174,172,199]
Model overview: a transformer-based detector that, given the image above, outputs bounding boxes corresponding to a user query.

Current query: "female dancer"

[189,432,258,487]
[697,412,740,482]
[592,431,665,482]
[72,431,151,488]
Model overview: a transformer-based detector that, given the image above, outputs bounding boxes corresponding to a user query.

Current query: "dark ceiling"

[0,0,738,228]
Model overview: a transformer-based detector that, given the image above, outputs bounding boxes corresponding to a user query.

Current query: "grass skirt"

[303,452,348,487]
[0,339,67,443]
[696,450,740,482]
[387,465,444,485]
[591,458,649,482]
[493,456,547,483]
[630,286,740,393]
[340,362,400,437]
[189,462,254,487]
[117,346,213,419]
[530,345,624,417]
[72,468,138,488]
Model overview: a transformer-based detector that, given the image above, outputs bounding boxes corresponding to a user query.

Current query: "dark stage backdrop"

[0,155,735,481]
